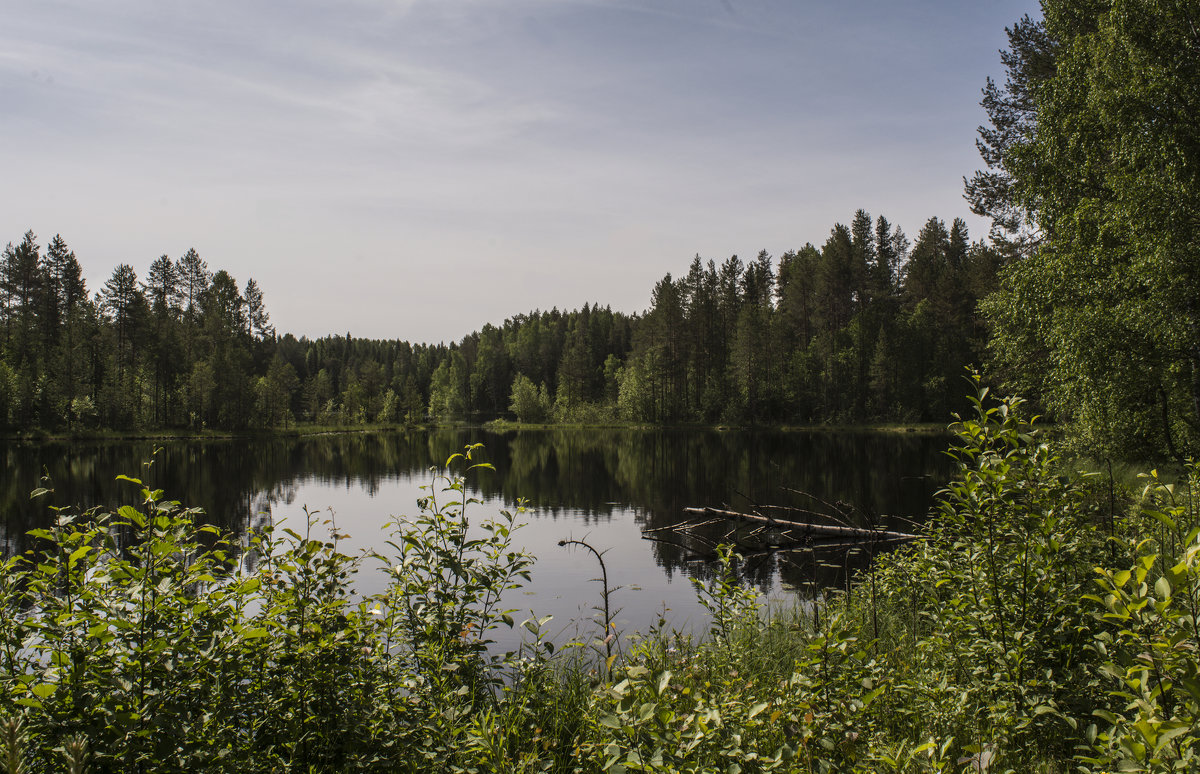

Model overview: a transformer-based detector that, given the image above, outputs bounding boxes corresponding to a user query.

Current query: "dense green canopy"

[978,0,1200,458]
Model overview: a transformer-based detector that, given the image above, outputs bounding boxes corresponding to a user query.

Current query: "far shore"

[1,420,953,443]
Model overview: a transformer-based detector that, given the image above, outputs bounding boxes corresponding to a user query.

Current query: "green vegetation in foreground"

[2,383,1199,772]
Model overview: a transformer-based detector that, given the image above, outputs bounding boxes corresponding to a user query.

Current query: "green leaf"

[68,545,90,569]
[1156,724,1191,747]
[599,714,622,729]
[31,683,57,699]
[118,505,145,527]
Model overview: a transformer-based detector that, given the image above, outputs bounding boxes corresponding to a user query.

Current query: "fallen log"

[681,506,917,542]
[639,532,716,560]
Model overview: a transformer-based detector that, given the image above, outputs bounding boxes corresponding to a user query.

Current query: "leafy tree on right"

[973,2,1200,459]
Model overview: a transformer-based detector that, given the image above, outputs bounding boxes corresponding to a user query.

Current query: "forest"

[0,212,1003,434]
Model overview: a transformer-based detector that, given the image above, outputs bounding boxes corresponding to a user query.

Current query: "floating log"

[681,506,917,542]
[639,533,716,561]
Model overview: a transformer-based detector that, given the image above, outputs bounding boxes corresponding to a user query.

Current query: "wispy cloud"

[1,0,1041,342]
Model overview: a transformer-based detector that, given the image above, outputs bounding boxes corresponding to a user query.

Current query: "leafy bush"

[869,375,1110,765]
[509,375,553,424]
[0,446,539,772]
[1081,466,1200,771]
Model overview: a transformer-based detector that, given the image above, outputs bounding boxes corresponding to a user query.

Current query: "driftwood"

[681,506,917,543]
[639,533,716,561]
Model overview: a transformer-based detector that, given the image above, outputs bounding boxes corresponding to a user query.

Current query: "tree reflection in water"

[1,428,952,631]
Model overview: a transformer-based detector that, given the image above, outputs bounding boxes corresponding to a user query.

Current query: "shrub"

[1081,465,1200,771]
[870,375,1109,764]
[0,446,540,773]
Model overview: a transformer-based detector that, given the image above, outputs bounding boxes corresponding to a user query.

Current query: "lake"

[1,427,954,648]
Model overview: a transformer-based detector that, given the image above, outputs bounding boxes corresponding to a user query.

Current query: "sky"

[2,0,1042,344]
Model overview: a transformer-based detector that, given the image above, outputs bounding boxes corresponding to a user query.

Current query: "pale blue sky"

[2,0,1041,343]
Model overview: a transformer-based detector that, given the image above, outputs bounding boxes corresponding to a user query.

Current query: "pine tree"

[144,255,183,424]
[872,216,898,300]
[638,274,687,422]
[176,248,210,372]
[176,248,210,315]
[99,264,147,427]
[849,209,875,313]
[201,270,251,428]
[41,236,89,426]
[145,255,181,316]
[244,278,273,340]
[40,235,72,345]
[34,235,87,425]
[1,232,43,371]
[963,13,1055,248]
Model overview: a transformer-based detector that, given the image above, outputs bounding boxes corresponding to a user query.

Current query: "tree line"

[617,212,1000,425]
[0,235,276,431]
[0,213,1001,432]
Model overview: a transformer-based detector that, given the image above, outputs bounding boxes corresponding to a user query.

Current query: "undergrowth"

[1,379,1198,772]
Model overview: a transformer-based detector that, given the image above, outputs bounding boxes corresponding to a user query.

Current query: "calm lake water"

[1,428,954,647]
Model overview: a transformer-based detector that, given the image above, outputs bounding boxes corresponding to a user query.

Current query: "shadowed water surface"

[1,428,953,644]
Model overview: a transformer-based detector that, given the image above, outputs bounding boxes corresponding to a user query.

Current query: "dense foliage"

[2,393,1198,772]
[973,1,1200,459]
[612,214,999,425]
[0,212,1000,432]
[0,241,277,432]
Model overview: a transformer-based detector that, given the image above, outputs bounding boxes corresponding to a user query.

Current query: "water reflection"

[1,429,953,632]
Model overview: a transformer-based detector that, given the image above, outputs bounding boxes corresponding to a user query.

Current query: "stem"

[1107,459,1117,562]
[558,539,614,664]
[869,548,879,646]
